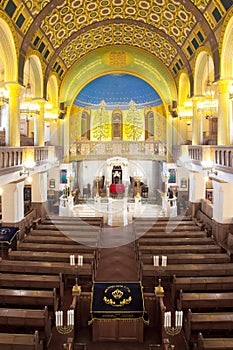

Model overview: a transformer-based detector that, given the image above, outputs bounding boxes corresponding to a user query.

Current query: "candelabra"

[55,309,74,334]
[153,255,167,296]
[95,176,102,198]
[70,255,83,296]
[164,310,183,349]
[134,175,142,198]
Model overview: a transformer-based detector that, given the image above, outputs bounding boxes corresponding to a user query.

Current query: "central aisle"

[95,223,138,281]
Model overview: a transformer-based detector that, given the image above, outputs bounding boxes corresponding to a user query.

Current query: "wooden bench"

[32,217,42,229]
[134,224,200,232]
[30,228,101,237]
[178,290,233,311]
[135,230,206,239]
[0,330,43,350]
[45,215,104,227]
[196,332,233,349]
[137,244,223,255]
[0,287,59,312]
[171,275,233,306]
[133,216,193,223]
[137,237,214,246]
[17,241,98,255]
[0,271,64,301]
[23,235,99,246]
[140,263,233,292]
[0,306,52,345]
[0,258,94,291]
[184,309,233,344]
[139,252,230,266]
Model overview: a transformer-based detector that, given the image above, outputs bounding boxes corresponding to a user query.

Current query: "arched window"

[81,107,90,139]
[145,107,154,140]
[112,108,122,139]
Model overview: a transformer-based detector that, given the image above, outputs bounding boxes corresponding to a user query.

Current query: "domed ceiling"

[74,74,162,110]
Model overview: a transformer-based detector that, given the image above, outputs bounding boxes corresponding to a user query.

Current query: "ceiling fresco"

[0,0,231,96]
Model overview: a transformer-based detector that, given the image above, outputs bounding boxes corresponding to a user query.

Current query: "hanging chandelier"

[20,58,39,116]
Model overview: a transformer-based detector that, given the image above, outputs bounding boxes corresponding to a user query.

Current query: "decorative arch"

[0,17,18,81]
[178,72,190,105]
[144,107,154,140]
[220,13,233,78]
[24,54,43,99]
[194,49,214,96]
[112,108,123,140]
[47,74,59,108]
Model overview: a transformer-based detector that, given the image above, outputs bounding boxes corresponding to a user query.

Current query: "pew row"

[137,237,215,246]
[196,332,233,350]
[44,215,104,227]
[184,309,233,345]
[135,230,207,239]
[140,263,233,292]
[0,271,64,301]
[137,244,222,255]
[0,306,52,346]
[177,290,233,311]
[0,258,94,291]
[171,275,233,307]
[0,330,43,350]
[0,287,59,312]
[30,228,100,237]
[23,235,99,246]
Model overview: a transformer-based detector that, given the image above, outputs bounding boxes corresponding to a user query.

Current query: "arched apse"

[194,50,214,96]
[220,14,233,78]
[59,46,177,109]
[0,17,18,82]
[47,74,59,109]
[24,55,43,99]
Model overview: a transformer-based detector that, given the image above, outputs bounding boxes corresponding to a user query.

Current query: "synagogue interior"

[0,1,233,349]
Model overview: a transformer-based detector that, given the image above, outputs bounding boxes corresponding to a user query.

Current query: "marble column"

[31,171,48,218]
[5,82,21,147]
[217,79,231,145]
[192,96,202,145]
[34,98,45,146]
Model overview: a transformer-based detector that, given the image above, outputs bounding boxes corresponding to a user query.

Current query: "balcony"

[69,141,167,161]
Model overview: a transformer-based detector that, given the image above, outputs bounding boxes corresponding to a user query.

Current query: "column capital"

[5,82,22,97]
[217,79,233,94]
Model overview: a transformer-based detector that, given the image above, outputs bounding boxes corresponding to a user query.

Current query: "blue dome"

[74,74,162,110]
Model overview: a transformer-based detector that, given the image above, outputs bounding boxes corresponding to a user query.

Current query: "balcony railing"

[173,145,233,174]
[0,146,63,173]
[69,141,167,160]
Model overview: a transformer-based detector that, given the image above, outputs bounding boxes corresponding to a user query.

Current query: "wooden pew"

[17,241,98,255]
[177,290,233,311]
[185,309,233,345]
[197,332,233,350]
[135,230,206,239]
[139,252,230,266]
[171,275,233,307]
[133,216,193,223]
[0,330,43,350]
[30,228,100,237]
[23,235,99,246]
[0,287,59,312]
[0,306,52,345]
[140,263,233,292]
[134,224,200,232]
[137,237,214,246]
[45,215,104,227]
[0,271,64,301]
[0,258,94,290]
[137,244,222,255]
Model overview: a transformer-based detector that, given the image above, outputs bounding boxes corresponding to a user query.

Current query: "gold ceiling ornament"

[108,50,127,67]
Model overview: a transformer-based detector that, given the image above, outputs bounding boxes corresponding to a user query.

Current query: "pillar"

[5,83,21,147]
[189,171,206,217]
[1,181,24,223]
[31,171,48,218]
[166,111,173,163]
[192,96,202,145]
[217,79,231,145]
[34,99,45,146]
[62,105,70,161]
[212,181,233,224]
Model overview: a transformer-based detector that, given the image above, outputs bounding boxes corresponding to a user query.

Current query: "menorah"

[164,310,183,349]
[70,255,83,296]
[55,309,74,334]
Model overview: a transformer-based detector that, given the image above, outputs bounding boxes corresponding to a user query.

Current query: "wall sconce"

[19,161,36,176]
[201,161,218,176]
